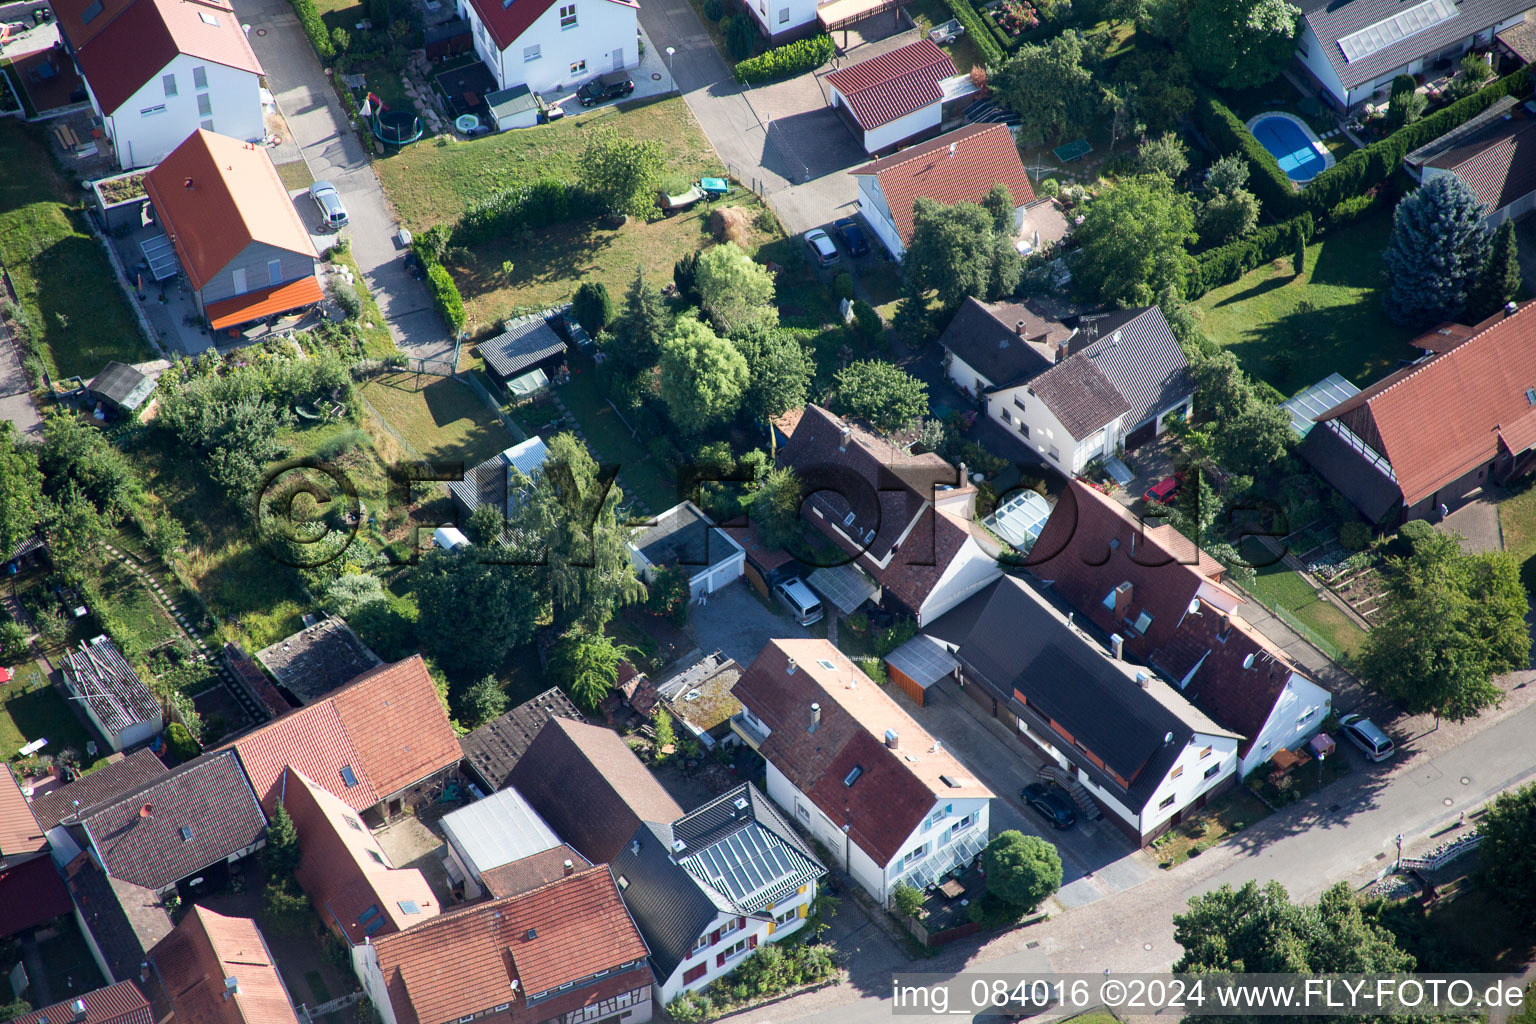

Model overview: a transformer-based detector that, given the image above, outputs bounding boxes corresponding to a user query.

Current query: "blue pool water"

[1250,115,1327,182]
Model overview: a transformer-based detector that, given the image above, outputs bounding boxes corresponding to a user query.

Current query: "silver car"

[1338,713,1395,762]
[310,180,348,228]
[804,228,839,268]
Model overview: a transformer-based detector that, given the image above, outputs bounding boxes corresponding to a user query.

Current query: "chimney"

[71,1000,87,1023]
[1507,301,1519,317]
[1015,319,1026,336]
[1110,633,1124,660]
[786,657,797,675]
[562,859,574,876]
[1134,671,1149,689]
[839,425,851,451]
[884,728,899,749]
[222,978,239,1001]
[809,702,821,733]
[1112,581,1133,619]
[183,177,194,190]
[1055,338,1070,363]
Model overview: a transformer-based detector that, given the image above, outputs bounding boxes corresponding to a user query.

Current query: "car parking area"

[686,580,813,666]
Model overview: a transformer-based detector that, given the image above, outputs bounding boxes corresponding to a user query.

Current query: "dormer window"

[1132,610,1153,634]
[1526,387,1535,406]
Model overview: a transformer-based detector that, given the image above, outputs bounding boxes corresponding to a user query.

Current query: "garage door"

[1124,418,1157,451]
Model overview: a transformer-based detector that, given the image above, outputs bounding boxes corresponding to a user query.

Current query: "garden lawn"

[1495,479,1536,595]
[0,121,153,378]
[361,372,516,464]
[1239,539,1367,658]
[554,367,677,514]
[1152,787,1270,867]
[902,0,985,73]
[1194,213,1417,394]
[0,659,106,768]
[374,97,720,230]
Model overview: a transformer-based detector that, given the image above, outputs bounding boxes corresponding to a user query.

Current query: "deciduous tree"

[658,318,750,432]
[981,831,1062,912]
[581,126,665,219]
[1070,174,1196,306]
[1383,174,1490,327]
[695,242,779,336]
[458,675,510,728]
[751,466,804,551]
[549,631,636,711]
[993,31,1103,144]
[1478,782,1536,923]
[413,546,541,679]
[1184,0,1300,89]
[734,330,813,455]
[1136,132,1189,180]
[833,360,928,431]
[904,198,1022,308]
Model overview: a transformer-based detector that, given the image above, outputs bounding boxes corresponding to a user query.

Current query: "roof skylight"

[1337,0,1458,63]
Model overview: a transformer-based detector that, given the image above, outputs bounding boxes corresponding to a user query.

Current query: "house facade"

[143,129,322,331]
[851,123,1035,261]
[611,783,824,1004]
[731,639,993,904]
[825,40,976,154]
[458,0,639,96]
[1293,0,1528,108]
[51,0,265,168]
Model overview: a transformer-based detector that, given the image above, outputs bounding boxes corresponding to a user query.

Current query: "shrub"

[423,261,465,335]
[1193,91,1296,216]
[1339,520,1371,551]
[0,619,27,660]
[832,272,854,300]
[858,656,887,684]
[165,723,199,762]
[727,15,757,59]
[733,34,836,84]
[331,281,362,320]
[289,0,335,58]
[1037,177,1060,199]
[892,882,925,919]
[703,0,723,17]
[943,0,1004,64]
[851,299,882,341]
[1327,189,1385,229]
[1395,518,1435,553]
[453,177,595,246]
[571,281,615,334]
[331,26,351,52]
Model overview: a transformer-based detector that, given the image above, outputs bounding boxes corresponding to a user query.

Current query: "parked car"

[1020,782,1076,829]
[309,181,348,228]
[805,228,839,267]
[833,217,869,256]
[1143,475,1179,505]
[578,71,634,107]
[1338,714,1395,762]
[776,578,824,626]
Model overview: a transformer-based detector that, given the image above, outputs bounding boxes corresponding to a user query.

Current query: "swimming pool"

[1247,112,1334,183]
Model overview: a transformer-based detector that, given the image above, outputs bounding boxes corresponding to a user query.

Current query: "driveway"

[686,581,811,665]
[0,334,41,437]
[231,0,450,363]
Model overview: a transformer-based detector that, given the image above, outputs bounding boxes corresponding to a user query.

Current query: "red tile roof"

[0,854,73,937]
[59,0,263,116]
[1317,300,1536,506]
[206,277,324,330]
[230,654,459,814]
[480,844,590,898]
[826,39,955,131]
[372,866,651,1024]
[10,981,152,1024]
[283,768,439,944]
[463,0,638,52]
[150,906,301,1024]
[0,763,47,862]
[733,639,991,865]
[850,123,1035,246]
[144,130,316,293]
[1425,116,1536,216]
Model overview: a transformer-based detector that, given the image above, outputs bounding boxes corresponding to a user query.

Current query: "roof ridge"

[1358,300,1536,411]
[852,123,1001,175]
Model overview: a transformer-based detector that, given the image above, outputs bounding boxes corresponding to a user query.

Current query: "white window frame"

[690,934,710,955]
[524,43,541,61]
[719,916,742,939]
[772,906,798,925]
[559,2,577,27]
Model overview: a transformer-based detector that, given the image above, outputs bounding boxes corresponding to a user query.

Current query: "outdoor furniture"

[660,184,705,213]
[463,90,480,108]
[938,878,966,900]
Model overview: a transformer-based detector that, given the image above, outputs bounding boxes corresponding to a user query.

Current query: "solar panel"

[1337,0,1458,63]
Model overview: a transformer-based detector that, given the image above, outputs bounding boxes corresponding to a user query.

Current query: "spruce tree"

[608,267,669,372]
[264,801,301,878]
[1382,175,1490,327]
[1466,220,1522,322]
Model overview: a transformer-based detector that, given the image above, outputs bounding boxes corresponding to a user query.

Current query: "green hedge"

[733,34,836,84]
[943,0,1004,66]
[288,0,335,59]
[1194,91,1296,215]
[1188,218,1301,297]
[411,240,466,336]
[453,177,598,246]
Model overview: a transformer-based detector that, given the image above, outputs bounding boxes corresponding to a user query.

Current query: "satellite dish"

[1242,653,1256,669]
[1187,598,1200,615]
[139,803,154,818]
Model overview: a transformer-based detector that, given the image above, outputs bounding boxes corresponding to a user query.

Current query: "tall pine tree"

[607,266,670,372]
[1382,175,1490,327]
[1466,220,1522,322]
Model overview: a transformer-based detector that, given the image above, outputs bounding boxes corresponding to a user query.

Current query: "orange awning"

[205,276,324,330]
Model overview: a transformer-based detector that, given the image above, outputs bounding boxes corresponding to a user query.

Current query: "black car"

[578,71,635,107]
[833,217,869,256]
[1021,782,1077,829]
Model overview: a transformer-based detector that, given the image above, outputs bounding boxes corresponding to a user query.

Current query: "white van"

[776,578,824,626]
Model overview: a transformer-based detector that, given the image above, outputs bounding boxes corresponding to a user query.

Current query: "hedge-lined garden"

[942,0,1004,65]
[733,34,836,84]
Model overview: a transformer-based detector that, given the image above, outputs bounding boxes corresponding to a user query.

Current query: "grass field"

[0,121,152,378]
[1152,787,1271,868]
[331,249,397,357]
[1495,477,1536,594]
[0,659,106,768]
[1194,214,1416,395]
[361,373,516,464]
[555,367,677,513]
[1239,539,1367,658]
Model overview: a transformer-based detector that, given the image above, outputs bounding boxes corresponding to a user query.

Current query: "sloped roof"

[463,0,637,52]
[1025,307,1190,439]
[0,854,73,937]
[1425,115,1536,216]
[371,866,651,1024]
[479,844,590,898]
[479,317,566,380]
[79,751,267,891]
[733,639,991,865]
[936,297,1067,389]
[58,0,263,115]
[284,768,440,944]
[254,616,381,706]
[0,763,47,861]
[1315,300,1536,506]
[459,688,583,792]
[144,131,317,292]
[31,750,168,830]
[205,277,325,331]
[90,361,156,411]
[825,39,955,131]
[64,853,174,983]
[150,906,301,1024]
[230,655,459,814]
[508,718,684,864]
[1299,0,1528,91]
[60,635,161,739]
[10,982,152,1024]
[850,123,1035,246]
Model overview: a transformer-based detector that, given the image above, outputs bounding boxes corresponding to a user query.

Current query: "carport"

[808,563,879,615]
[883,634,957,706]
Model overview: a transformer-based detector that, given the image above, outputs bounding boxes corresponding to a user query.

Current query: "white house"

[610,783,825,1004]
[627,501,746,601]
[58,636,162,753]
[731,639,993,905]
[457,0,639,96]
[825,39,977,154]
[52,0,264,168]
[778,404,1001,626]
[851,122,1036,261]
[739,0,903,44]
[1403,97,1536,226]
[1293,0,1528,109]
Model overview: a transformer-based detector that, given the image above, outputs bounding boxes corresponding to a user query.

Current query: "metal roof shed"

[884,634,958,706]
[440,786,563,898]
[486,83,541,132]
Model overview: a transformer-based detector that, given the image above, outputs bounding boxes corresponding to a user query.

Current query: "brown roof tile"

[30,750,169,831]
[1424,115,1536,216]
[64,853,174,983]
[149,906,301,1024]
[0,854,72,937]
[459,689,585,792]
[480,844,591,898]
[507,718,683,864]
[850,124,1035,247]
[0,763,47,861]
[1317,300,1536,506]
[372,867,651,1024]
[733,639,991,864]
[10,981,152,1024]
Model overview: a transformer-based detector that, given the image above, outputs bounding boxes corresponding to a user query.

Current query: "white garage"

[628,501,746,601]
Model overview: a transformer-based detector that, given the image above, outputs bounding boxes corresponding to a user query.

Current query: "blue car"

[833,217,869,256]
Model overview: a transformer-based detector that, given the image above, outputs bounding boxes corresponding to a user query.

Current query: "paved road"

[232,0,450,363]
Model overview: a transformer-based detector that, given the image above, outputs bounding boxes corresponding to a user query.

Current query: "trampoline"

[373,109,423,146]
[1052,138,1092,162]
